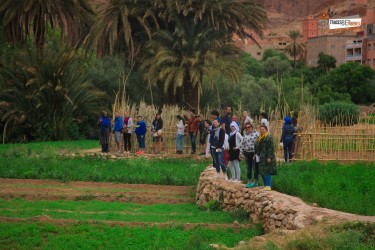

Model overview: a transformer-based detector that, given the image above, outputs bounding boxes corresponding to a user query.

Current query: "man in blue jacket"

[113,112,123,153]
[135,115,147,155]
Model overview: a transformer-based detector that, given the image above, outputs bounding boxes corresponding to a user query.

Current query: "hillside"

[259,0,367,34]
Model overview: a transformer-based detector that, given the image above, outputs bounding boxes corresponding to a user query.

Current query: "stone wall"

[196,166,375,233]
[196,167,309,233]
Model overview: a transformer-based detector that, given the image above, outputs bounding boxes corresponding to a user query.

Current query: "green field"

[0,141,209,186]
[0,141,375,249]
[273,160,375,216]
[0,221,261,250]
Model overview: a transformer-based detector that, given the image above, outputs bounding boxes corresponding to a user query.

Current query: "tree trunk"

[184,82,199,111]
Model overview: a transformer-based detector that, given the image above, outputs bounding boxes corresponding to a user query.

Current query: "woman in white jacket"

[176,115,185,154]
[228,122,243,182]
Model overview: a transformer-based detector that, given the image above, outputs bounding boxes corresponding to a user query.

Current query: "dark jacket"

[152,118,163,131]
[281,124,295,143]
[255,134,277,175]
[210,127,225,149]
[221,114,232,134]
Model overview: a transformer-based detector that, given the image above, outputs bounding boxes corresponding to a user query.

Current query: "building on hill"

[304,0,375,69]
[233,32,293,60]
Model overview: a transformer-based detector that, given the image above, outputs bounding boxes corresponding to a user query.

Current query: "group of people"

[196,108,276,191]
[98,108,301,191]
[97,111,149,155]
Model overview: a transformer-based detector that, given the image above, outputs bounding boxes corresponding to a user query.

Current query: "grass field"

[0,199,253,224]
[0,143,209,186]
[273,160,375,216]
[0,221,261,250]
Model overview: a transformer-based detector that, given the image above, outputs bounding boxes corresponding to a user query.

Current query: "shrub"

[319,102,359,126]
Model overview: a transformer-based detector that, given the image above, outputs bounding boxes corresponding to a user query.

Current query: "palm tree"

[0,0,94,49]
[285,30,305,70]
[0,45,106,142]
[142,16,244,109]
[85,0,268,108]
[84,0,158,62]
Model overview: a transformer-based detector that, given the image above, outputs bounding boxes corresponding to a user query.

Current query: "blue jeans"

[264,175,272,187]
[137,134,145,149]
[283,139,293,162]
[176,134,184,151]
[211,148,226,173]
[244,152,259,182]
[189,132,197,153]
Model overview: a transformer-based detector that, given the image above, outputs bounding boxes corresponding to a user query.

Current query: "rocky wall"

[196,167,305,233]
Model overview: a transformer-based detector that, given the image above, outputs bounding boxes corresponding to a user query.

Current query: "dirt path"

[0,178,194,204]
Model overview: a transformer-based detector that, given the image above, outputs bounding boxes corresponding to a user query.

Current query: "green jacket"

[255,134,277,175]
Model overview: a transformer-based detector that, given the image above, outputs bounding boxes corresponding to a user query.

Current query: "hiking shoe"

[263,186,272,191]
[139,151,145,155]
[216,173,220,178]
[224,175,229,181]
[245,182,253,188]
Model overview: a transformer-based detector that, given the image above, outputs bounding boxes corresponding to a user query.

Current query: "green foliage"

[315,62,375,104]
[319,102,360,126]
[243,53,265,79]
[263,56,292,79]
[203,200,221,211]
[317,52,336,73]
[274,161,375,216]
[0,44,106,142]
[262,49,289,62]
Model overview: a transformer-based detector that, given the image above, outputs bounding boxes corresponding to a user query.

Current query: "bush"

[319,102,359,126]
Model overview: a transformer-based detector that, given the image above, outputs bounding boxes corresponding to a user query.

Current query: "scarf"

[256,132,268,142]
[229,121,239,136]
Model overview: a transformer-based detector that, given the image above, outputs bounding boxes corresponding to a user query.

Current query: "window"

[373,59,375,65]
[257,52,261,56]
[369,44,372,50]
[373,43,375,49]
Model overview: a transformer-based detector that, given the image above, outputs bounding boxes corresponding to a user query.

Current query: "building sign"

[329,18,361,29]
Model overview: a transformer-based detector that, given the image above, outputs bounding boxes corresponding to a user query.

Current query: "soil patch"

[0,178,194,204]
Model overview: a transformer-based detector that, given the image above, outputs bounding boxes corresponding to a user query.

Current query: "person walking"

[210,119,228,180]
[241,122,262,188]
[135,115,147,155]
[123,111,133,153]
[113,112,123,153]
[280,116,295,163]
[221,106,232,135]
[228,122,243,182]
[187,109,200,154]
[98,111,110,153]
[255,125,277,191]
[152,114,163,154]
[176,115,185,154]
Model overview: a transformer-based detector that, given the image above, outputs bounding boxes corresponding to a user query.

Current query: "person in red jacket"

[187,109,200,154]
